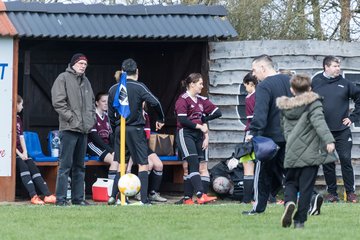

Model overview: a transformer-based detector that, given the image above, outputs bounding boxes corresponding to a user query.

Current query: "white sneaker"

[134,193,141,201]
[129,201,151,206]
[149,192,167,202]
[107,197,116,205]
[309,194,323,216]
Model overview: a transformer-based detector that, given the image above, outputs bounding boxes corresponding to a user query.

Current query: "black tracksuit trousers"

[284,166,318,223]
[253,142,285,213]
[323,128,355,195]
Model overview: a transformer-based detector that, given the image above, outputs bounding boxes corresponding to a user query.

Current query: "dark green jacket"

[51,65,95,133]
[276,92,336,168]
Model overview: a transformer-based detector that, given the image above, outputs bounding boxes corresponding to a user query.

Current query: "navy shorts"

[114,125,148,165]
[176,128,206,161]
[87,143,111,161]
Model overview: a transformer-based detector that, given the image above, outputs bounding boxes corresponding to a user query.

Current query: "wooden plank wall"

[207,40,360,185]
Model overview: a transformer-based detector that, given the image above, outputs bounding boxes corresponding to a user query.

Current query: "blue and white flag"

[113,72,130,118]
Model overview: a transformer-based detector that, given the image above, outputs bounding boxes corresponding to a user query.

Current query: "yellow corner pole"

[120,117,126,205]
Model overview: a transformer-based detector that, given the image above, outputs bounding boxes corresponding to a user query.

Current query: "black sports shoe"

[309,194,323,216]
[55,201,70,207]
[325,193,339,203]
[294,221,305,229]
[281,201,296,228]
[72,200,92,206]
[242,210,260,215]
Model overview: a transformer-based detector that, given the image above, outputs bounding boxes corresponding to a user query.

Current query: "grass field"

[0,202,359,240]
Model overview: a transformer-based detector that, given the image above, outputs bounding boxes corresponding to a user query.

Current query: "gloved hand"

[227,157,239,171]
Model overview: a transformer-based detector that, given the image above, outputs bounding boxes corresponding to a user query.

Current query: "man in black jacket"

[108,58,165,205]
[243,54,292,215]
[312,56,360,203]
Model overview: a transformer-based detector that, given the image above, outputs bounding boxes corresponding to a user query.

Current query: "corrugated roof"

[0,1,17,37]
[2,1,237,40]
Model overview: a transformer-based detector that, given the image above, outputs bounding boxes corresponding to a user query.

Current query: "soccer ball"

[118,173,141,197]
[212,176,232,194]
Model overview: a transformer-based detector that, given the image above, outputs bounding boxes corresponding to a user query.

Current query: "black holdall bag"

[233,141,253,159]
[252,136,279,162]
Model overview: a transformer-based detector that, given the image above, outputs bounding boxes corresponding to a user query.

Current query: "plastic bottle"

[51,133,60,157]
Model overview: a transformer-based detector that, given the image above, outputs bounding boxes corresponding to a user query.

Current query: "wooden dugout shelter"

[0,0,237,201]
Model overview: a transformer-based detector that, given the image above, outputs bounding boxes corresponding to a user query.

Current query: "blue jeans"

[56,131,87,204]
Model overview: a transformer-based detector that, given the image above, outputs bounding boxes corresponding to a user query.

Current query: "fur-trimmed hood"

[276,91,321,120]
[277,91,336,168]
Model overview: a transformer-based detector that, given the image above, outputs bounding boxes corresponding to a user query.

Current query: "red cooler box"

[92,178,114,202]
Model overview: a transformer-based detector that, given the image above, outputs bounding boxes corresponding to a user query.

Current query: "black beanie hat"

[70,53,88,66]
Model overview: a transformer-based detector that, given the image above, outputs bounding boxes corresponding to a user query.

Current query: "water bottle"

[51,132,60,157]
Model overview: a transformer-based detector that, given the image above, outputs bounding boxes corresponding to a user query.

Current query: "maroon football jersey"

[245,91,256,131]
[16,115,23,152]
[175,92,218,129]
[90,112,112,144]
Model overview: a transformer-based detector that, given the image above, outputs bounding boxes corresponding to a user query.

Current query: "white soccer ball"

[212,176,232,194]
[118,173,141,197]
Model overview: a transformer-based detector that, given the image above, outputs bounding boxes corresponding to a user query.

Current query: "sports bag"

[148,134,174,156]
[252,136,279,162]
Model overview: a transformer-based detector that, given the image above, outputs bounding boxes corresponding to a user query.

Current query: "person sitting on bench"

[87,92,119,180]
[16,95,56,205]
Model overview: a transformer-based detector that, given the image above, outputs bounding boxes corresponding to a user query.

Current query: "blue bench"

[25,131,101,162]
[158,155,183,183]
[24,131,58,162]
[158,155,179,161]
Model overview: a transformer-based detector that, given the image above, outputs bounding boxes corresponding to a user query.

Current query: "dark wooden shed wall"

[18,39,208,154]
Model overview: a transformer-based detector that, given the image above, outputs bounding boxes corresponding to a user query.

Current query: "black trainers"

[346,192,358,203]
[55,201,70,207]
[281,201,296,228]
[325,193,339,203]
[242,210,260,215]
[72,200,92,206]
[268,195,277,204]
[309,194,323,216]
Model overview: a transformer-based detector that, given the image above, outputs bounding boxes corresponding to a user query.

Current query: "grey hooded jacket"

[276,91,336,168]
[51,65,95,133]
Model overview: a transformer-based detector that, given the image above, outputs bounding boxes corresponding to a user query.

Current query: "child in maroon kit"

[241,72,258,203]
[16,95,56,205]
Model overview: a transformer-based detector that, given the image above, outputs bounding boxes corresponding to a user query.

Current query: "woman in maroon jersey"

[175,73,222,204]
[87,92,119,180]
[16,95,56,205]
